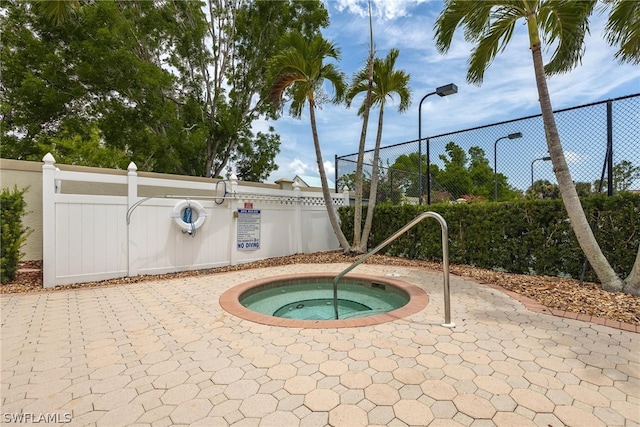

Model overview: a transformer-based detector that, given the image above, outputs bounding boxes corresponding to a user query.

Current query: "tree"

[1,0,327,180]
[389,152,425,200]
[436,142,472,199]
[527,179,560,199]
[390,144,518,203]
[468,146,507,200]
[338,172,371,200]
[267,31,351,252]
[434,0,639,295]
[346,48,411,252]
[595,160,640,193]
[376,162,405,205]
[575,181,592,197]
[1,1,182,169]
[389,152,432,203]
[186,0,330,178]
[233,130,281,182]
[338,167,404,205]
[613,160,640,192]
[430,142,519,200]
[39,125,131,169]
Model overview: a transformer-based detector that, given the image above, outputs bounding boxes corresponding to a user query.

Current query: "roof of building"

[293,174,335,189]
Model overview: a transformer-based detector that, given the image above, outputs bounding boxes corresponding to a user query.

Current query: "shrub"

[339,193,640,282]
[1,186,30,284]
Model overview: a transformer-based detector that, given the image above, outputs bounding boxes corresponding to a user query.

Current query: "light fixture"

[418,83,458,204]
[435,84,458,97]
[493,132,523,201]
[531,156,552,189]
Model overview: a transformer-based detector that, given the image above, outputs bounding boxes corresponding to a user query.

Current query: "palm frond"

[36,0,80,25]
[320,63,346,104]
[467,6,520,84]
[345,48,411,117]
[345,80,370,108]
[435,0,474,53]
[604,0,640,64]
[266,31,344,118]
[268,72,300,108]
[540,0,596,75]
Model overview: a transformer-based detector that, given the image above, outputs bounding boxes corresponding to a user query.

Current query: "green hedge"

[1,186,30,284]
[339,193,639,282]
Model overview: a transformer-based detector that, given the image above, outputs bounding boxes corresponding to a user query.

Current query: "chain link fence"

[336,94,639,204]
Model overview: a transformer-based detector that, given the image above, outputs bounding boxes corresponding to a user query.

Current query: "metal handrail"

[332,211,455,328]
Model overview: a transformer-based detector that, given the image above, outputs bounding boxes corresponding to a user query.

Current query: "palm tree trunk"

[352,67,375,252]
[309,104,351,252]
[360,107,385,251]
[352,2,376,253]
[623,246,640,295]
[352,95,370,251]
[528,29,626,293]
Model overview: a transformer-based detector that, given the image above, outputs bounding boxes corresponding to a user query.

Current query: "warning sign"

[237,209,260,250]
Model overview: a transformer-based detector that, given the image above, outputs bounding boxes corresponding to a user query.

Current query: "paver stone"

[328,405,368,427]
[239,394,278,418]
[394,399,434,425]
[304,389,339,411]
[364,383,400,405]
[510,388,554,412]
[554,405,606,427]
[453,394,496,419]
[170,399,213,424]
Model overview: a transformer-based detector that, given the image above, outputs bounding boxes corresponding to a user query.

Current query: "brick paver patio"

[1,263,638,426]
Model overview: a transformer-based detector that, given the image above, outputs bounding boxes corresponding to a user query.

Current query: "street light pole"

[531,156,552,189]
[493,132,523,201]
[418,84,457,205]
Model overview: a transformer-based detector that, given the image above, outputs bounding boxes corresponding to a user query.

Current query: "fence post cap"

[42,152,56,165]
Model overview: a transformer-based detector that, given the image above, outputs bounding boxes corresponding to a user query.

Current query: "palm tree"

[602,0,640,65]
[267,31,351,252]
[346,48,411,252]
[434,0,638,295]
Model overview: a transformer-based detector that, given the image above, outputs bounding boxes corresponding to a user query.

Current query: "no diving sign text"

[237,209,260,250]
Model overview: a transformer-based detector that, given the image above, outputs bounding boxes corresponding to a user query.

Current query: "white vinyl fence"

[42,154,346,288]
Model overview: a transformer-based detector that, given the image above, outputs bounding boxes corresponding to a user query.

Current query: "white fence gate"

[42,154,346,288]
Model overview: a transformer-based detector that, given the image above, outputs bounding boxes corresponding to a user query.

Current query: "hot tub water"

[240,281,408,320]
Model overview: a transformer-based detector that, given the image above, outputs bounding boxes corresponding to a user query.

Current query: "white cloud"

[333,0,428,20]
[290,159,310,175]
[324,160,335,177]
[564,151,584,164]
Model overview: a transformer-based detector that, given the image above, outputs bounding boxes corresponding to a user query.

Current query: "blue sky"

[254,0,639,185]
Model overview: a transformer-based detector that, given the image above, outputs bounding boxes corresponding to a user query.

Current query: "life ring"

[171,200,207,234]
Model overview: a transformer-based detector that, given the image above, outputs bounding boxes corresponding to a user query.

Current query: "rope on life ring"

[171,199,207,236]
